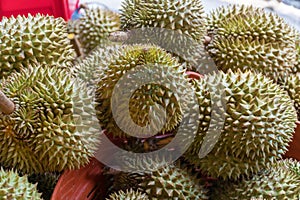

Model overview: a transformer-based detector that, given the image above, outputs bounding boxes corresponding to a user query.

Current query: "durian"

[113,155,208,200]
[0,66,100,173]
[106,188,149,200]
[280,73,300,120]
[0,14,75,79]
[211,159,300,199]
[185,70,297,180]
[74,7,120,54]
[0,167,42,199]
[94,44,196,137]
[119,0,207,71]
[207,5,297,82]
[120,0,206,41]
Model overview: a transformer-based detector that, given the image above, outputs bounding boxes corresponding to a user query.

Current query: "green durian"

[185,70,297,180]
[107,188,149,200]
[0,167,42,199]
[95,44,196,137]
[0,14,76,79]
[119,0,207,71]
[211,159,300,199]
[207,5,297,82]
[74,7,120,54]
[120,0,206,41]
[280,73,300,120]
[114,155,208,200]
[28,172,61,200]
[0,66,100,173]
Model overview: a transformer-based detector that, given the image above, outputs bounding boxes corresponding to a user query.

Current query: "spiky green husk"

[211,159,300,199]
[0,168,42,199]
[74,8,120,54]
[0,14,75,79]
[95,44,194,137]
[107,189,149,200]
[28,172,61,200]
[120,0,206,41]
[0,66,100,173]
[185,70,297,180]
[280,73,300,120]
[114,155,208,200]
[207,5,297,82]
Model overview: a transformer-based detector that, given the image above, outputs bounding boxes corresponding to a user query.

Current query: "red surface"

[51,157,108,200]
[186,71,204,80]
[0,0,78,20]
[284,121,300,161]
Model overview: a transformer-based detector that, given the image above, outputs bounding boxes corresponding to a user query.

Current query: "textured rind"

[0,66,100,173]
[107,188,149,200]
[0,14,76,79]
[75,8,120,54]
[120,0,206,41]
[280,73,300,120]
[211,159,300,199]
[207,5,297,82]
[185,70,297,180]
[120,0,207,71]
[0,168,42,199]
[95,44,195,137]
[114,155,208,200]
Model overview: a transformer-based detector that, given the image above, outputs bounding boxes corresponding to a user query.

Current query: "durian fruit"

[28,172,61,200]
[0,167,42,199]
[280,73,300,120]
[120,0,206,41]
[95,44,196,137]
[0,66,100,173]
[74,7,120,54]
[119,0,207,71]
[107,188,149,200]
[0,14,76,79]
[207,5,297,82]
[211,159,300,199]
[185,70,297,180]
[114,155,208,200]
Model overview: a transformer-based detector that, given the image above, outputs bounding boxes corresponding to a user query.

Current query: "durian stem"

[0,91,15,115]
[70,36,84,57]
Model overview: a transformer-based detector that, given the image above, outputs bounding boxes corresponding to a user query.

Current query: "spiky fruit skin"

[95,44,194,137]
[0,168,42,199]
[75,8,120,54]
[0,66,100,173]
[207,5,297,82]
[115,155,208,200]
[0,14,75,79]
[107,189,149,200]
[281,74,300,120]
[120,0,206,41]
[185,70,297,180]
[211,159,300,199]
[28,172,61,200]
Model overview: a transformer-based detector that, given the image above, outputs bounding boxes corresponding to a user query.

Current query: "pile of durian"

[0,0,300,199]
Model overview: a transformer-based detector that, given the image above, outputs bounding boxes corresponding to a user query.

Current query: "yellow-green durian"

[280,73,300,120]
[107,188,149,200]
[207,5,297,82]
[0,14,76,79]
[74,7,120,54]
[95,44,195,137]
[211,159,300,199]
[120,0,206,41]
[0,66,100,173]
[0,168,42,199]
[185,70,297,180]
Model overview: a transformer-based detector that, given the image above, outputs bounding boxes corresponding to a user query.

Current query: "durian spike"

[0,90,14,115]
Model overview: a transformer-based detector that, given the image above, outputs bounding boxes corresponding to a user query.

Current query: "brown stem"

[0,91,15,115]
